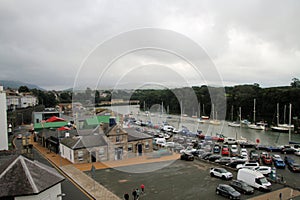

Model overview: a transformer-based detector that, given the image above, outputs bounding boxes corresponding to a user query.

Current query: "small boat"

[228,121,241,127]
[247,99,265,130]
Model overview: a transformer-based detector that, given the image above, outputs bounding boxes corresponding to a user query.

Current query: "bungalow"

[59,134,108,164]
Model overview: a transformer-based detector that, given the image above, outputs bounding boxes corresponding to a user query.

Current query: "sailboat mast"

[231,105,234,121]
[289,103,292,142]
[277,103,280,125]
[284,104,287,124]
[253,99,256,123]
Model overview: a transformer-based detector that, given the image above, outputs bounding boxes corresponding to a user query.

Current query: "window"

[78,150,84,161]
[128,144,133,152]
[145,141,149,149]
[116,136,122,143]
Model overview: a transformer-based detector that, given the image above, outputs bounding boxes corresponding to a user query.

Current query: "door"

[115,147,123,160]
[138,144,143,156]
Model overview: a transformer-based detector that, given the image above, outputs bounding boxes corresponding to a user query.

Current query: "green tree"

[18,86,30,93]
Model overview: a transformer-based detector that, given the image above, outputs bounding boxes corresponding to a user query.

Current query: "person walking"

[279,192,282,200]
[136,188,140,199]
[132,189,137,200]
[140,184,145,194]
[124,193,129,200]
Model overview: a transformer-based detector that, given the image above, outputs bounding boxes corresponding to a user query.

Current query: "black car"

[226,160,246,168]
[284,156,295,165]
[201,152,213,160]
[216,184,241,199]
[208,155,222,162]
[288,162,300,172]
[281,148,296,154]
[230,180,254,195]
[180,152,194,161]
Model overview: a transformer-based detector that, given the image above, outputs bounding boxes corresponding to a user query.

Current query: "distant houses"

[6,90,38,110]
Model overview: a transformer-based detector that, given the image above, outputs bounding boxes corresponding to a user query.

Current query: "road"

[13,126,91,200]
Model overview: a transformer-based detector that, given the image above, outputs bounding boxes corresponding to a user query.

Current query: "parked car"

[213,145,221,153]
[226,160,246,168]
[236,162,259,170]
[255,145,269,151]
[266,146,281,152]
[201,152,213,160]
[287,162,300,172]
[17,134,22,139]
[249,150,259,158]
[230,145,239,157]
[216,184,241,199]
[229,180,254,195]
[284,156,295,165]
[224,137,237,145]
[262,154,272,165]
[180,152,194,161]
[294,149,300,156]
[222,147,230,156]
[254,166,271,176]
[272,154,282,161]
[215,157,232,165]
[210,167,233,180]
[260,152,268,159]
[273,158,285,169]
[208,155,222,162]
[281,148,296,154]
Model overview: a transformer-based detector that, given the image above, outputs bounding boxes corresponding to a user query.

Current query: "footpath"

[248,187,300,200]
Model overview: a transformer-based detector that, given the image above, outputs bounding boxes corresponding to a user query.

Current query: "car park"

[271,154,282,162]
[213,145,221,153]
[254,166,271,176]
[201,152,213,160]
[229,180,255,195]
[180,152,194,161]
[216,184,241,199]
[210,167,233,180]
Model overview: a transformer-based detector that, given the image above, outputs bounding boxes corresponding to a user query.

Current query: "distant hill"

[0,80,45,90]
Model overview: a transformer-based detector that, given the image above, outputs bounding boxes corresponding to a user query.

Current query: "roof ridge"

[72,137,82,149]
[20,157,39,193]
[0,156,20,179]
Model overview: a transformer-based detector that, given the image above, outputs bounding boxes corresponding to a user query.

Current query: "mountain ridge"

[0,80,45,91]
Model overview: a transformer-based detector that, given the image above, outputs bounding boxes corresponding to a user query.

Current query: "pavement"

[248,187,300,200]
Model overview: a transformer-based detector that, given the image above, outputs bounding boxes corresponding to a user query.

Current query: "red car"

[222,147,230,156]
[263,155,272,165]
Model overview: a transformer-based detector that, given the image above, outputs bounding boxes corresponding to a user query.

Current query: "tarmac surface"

[32,136,300,200]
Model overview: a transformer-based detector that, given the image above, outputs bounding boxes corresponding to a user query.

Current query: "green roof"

[34,121,69,130]
[85,115,119,126]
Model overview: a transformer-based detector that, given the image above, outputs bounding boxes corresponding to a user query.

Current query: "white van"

[154,138,166,145]
[237,168,271,191]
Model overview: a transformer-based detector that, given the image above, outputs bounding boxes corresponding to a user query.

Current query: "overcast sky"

[0,0,299,90]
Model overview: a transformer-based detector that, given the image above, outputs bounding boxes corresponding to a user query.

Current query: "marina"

[106,105,300,146]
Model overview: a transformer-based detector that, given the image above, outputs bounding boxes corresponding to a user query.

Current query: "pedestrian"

[136,188,140,199]
[124,193,129,200]
[132,189,137,200]
[279,192,282,200]
[140,184,145,193]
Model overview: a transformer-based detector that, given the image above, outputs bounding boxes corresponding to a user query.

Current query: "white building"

[20,95,38,108]
[0,86,8,150]
[6,95,20,110]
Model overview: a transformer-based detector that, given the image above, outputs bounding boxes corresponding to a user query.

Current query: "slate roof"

[60,134,107,150]
[124,128,153,142]
[0,155,64,198]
